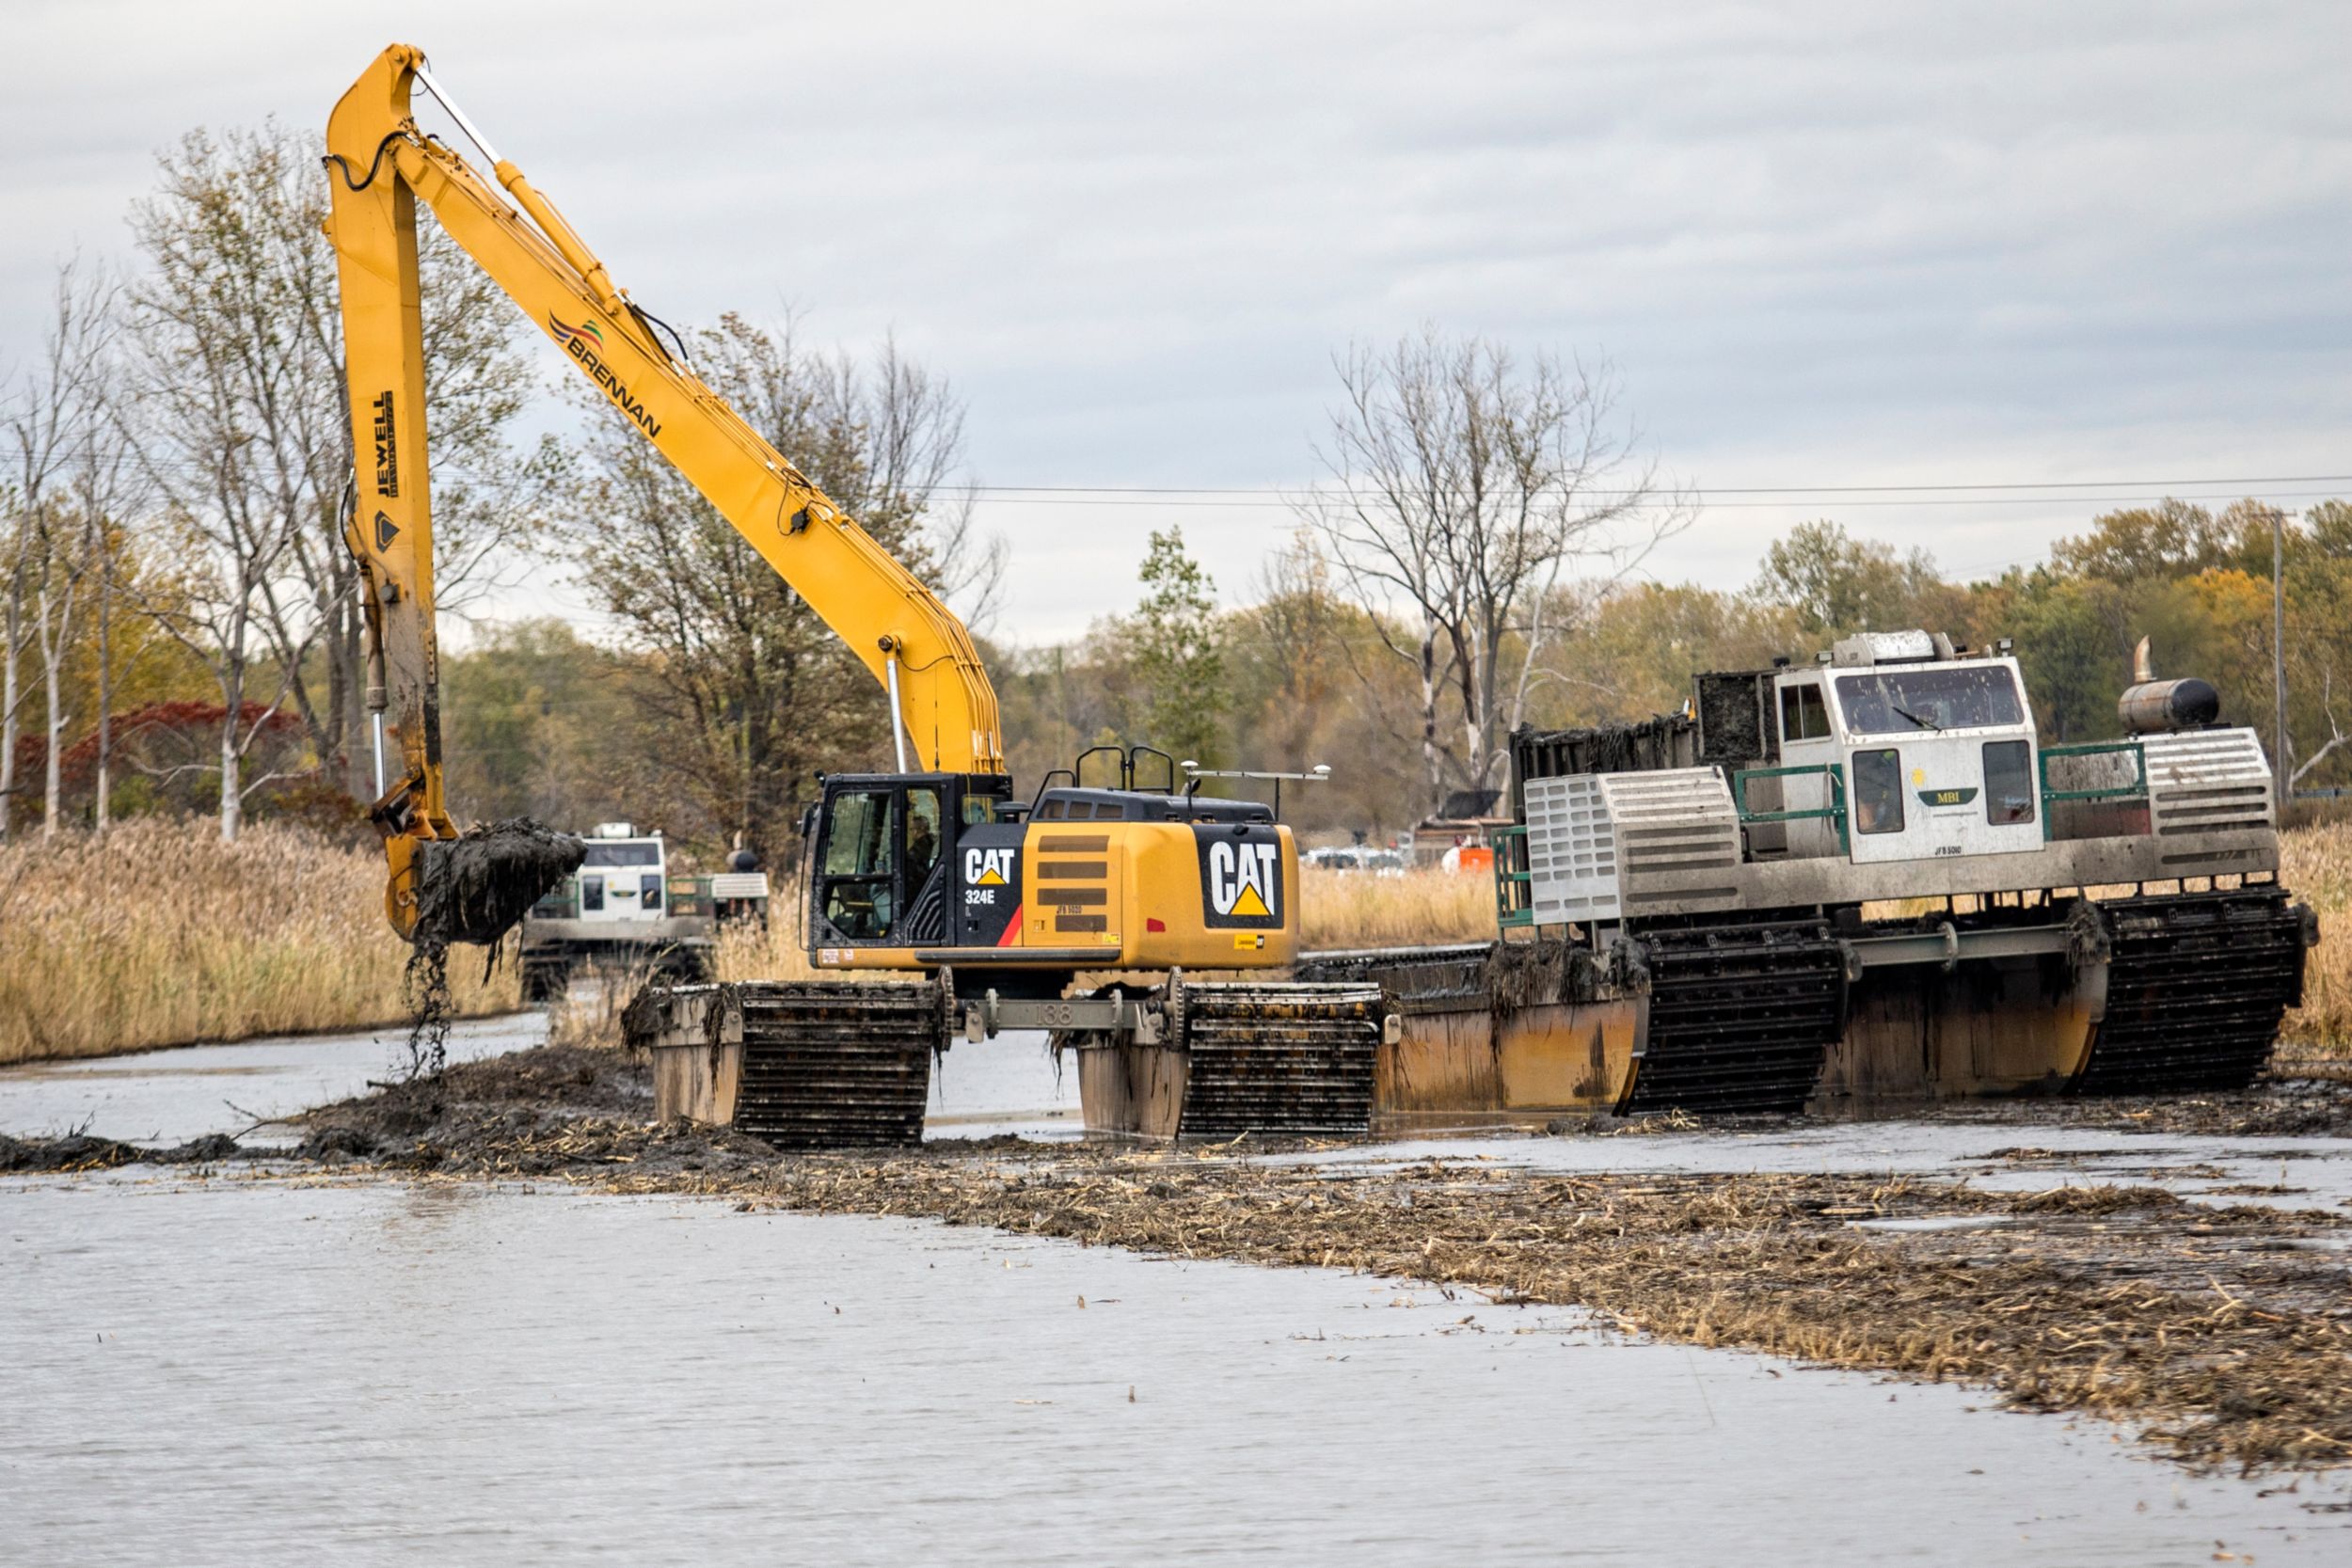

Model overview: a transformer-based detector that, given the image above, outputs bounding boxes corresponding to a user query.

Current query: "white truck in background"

[519,822,771,1000]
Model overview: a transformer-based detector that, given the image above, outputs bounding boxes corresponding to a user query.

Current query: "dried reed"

[1299,865,1498,949]
[0,819,515,1065]
[2280,821,2352,1055]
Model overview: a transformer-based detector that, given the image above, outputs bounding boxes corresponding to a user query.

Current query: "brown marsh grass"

[0,819,516,1066]
[2279,820,2352,1054]
[1298,864,1497,949]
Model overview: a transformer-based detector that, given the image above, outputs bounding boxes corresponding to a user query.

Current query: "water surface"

[4,1177,2344,1566]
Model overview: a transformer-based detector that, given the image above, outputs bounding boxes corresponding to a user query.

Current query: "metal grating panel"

[1524,774,1620,925]
[2143,727,2273,837]
[1598,768,1743,878]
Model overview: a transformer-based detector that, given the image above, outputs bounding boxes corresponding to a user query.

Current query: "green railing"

[1732,762,1851,855]
[1488,825,1534,928]
[2035,739,2147,842]
[666,876,716,919]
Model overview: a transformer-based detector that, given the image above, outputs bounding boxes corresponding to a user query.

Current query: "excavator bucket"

[397,819,585,953]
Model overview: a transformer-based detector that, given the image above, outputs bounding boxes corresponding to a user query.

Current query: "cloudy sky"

[7,1,2349,642]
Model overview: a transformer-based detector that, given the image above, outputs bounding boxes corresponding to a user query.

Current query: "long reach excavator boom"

[328,43,1384,1151]
[325,43,1003,938]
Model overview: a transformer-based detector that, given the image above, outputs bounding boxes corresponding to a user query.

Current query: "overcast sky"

[8,1,2349,643]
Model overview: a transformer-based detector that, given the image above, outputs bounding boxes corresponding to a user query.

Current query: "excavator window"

[819,788,899,940]
[906,788,943,889]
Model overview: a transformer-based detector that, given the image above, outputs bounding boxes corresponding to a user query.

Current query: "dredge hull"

[1313,884,2312,1124]
[1815,954,2101,1110]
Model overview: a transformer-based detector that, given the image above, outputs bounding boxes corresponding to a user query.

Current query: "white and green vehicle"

[520,822,771,1000]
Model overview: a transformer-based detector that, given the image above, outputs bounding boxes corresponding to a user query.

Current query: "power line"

[109,449,2351,501]
[966,489,2352,512]
[956,472,2352,498]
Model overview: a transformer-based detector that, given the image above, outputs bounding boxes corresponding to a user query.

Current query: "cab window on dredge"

[1836,665,2023,736]
[1779,683,1831,741]
[1983,739,2036,825]
[1853,748,1905,835]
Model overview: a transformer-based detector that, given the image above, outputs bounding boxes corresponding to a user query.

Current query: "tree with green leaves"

[1129,527,1225,768]
[1752,519,1952,639]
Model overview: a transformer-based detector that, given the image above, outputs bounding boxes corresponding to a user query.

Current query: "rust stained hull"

[1812,958,2102,1111]
[1374,998,1643,1131]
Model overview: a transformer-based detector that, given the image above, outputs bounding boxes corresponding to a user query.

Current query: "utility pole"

[2274,507,2290,805]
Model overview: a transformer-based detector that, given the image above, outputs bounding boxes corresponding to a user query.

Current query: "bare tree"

[5,260,119,838]
[814,330,1004,632]
[72,370,144,834]
[115,123,552,832]
[119,131,329,839]
[122,122,555,808]
[1296,330,1682,811]
[0,494,24,841]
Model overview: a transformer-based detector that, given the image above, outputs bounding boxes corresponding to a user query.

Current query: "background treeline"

[7,124,2348,865]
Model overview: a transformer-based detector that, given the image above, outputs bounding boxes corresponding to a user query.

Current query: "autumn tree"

[1751,519,1959,639]
[569,314,993,855]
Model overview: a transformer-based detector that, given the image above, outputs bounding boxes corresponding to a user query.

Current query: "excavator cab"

[808,773,1012,950]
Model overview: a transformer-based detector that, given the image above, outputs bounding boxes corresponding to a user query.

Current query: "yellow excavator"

[326,43,1385,1144]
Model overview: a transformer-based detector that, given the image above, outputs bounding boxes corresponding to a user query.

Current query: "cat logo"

[964,847,1015,887]
[1194,825,1283,927]
[1208,839,1279,919]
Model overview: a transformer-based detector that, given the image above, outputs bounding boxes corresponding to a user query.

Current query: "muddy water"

[927,1029,1078,1140]
[6,1177,2344,1565]
[0,1011,549,1146]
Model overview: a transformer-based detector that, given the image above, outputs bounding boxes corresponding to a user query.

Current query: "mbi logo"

[1206,839,1279,920]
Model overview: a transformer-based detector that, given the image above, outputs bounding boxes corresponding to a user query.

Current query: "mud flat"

[29,1046,2296,1481]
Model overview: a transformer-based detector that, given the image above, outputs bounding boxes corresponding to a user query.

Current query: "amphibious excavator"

[326,44,1385,1145]
[1305,630,2319,1122]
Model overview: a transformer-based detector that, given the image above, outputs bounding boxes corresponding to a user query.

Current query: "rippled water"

[1267,1121,2352,1213]
[5,1177,2344,1565]
[0,1012,549,1145]
[0,1012,1078,1148]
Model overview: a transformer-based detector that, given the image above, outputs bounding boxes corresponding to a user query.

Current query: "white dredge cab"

[520,822,771,1000]
[1452,630,2317,1114]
